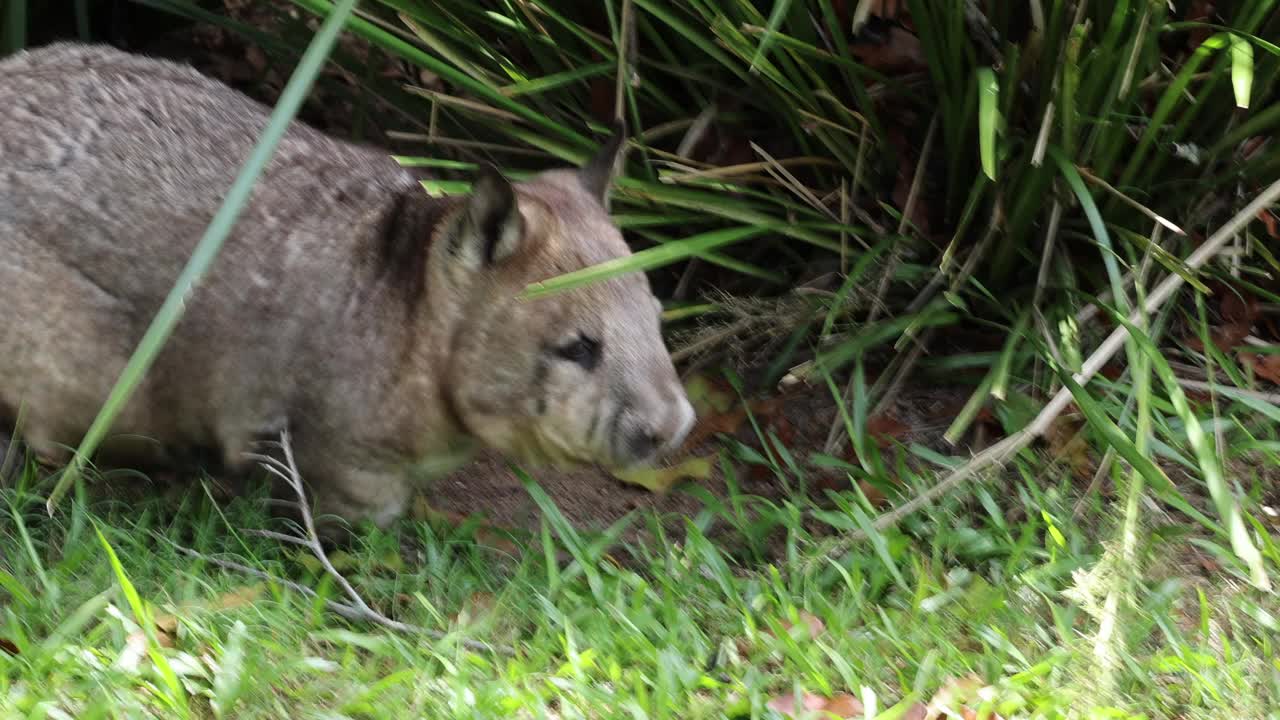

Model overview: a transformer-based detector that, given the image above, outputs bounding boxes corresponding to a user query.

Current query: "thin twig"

[750,141,843,224]
[269,432,378,619]
[161,536,509,654]
[243,528,312,547]
[193,432,513,654]
[671,317,760,363]
[809,177,1280,566]
[614,0,634,122]
[1075,165,1185,235]
[1175,377,1280,405]
[821,116,939,452]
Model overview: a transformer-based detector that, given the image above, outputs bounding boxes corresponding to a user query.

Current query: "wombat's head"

[435,126,695,472]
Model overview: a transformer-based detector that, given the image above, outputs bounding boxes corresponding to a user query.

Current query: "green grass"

[3,402,1279,719]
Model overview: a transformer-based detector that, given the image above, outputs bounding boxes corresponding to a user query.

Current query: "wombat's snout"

[619,388,696,467]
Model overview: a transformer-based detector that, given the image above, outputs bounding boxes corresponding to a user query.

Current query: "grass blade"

[1229,33,1254,108]
[977,67,999,180]
[522,225,773,298]
[1108,312,1272,590]
[749,0,793,72]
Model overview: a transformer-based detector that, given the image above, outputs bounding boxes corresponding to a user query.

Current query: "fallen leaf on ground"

[901,702,928,720]
[683,391,790,449]
[767,691,864,718]
[1259,209,1279,238]
[857,480,889,507]
[769,415,798,447]
[767,610,826,641]
[612,453,714,493]
[812,473,888,507]
[684,407,749,448]
[867,413,911,447]
[1185,1,1216,48]
[824,694,865,716]
[1241,353,1280,385]
[1098,363,1124,381]
[154,584,265,638]
[1220,288,1260,325]
[1044,416,1093,481]
[851,24,927,74]
[117,625,176,673]
[926,675,996,719]
[0,638,18,656]
[685,374,736,415]
[214,583,265,609]
[452,591,496,626]
[1186,285,1258,353]
[1185,321,1252,353]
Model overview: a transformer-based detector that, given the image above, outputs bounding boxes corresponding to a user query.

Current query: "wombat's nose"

[666,395,696,451]
[629,394,695,461]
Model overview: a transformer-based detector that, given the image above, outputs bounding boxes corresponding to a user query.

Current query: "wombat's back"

[0,42,402,294]
[0,43,417,459]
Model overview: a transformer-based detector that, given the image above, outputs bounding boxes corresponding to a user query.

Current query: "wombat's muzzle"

[614,390,696,468]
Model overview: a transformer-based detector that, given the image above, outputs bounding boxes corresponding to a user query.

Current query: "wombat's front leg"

[292,456,414,533]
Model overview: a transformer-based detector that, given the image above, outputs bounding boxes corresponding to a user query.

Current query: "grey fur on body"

[0,43,695,526]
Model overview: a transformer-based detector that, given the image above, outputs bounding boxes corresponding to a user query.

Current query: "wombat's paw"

[314,471,413,530]
[262,495,359,550]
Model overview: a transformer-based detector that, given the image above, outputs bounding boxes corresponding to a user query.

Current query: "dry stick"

[1072,226,1163,519]
[811,177,1280,562]
[1076,165,1185,235]
[824,162,995,456]
[245,451,378,621]
[860,227,995,423]
[161,538,507,654]
[1176,377,1280,404]
[671,105,720,300]
[1032,202,1068,388]
[750,142,842,223]
[870,114,940,326]
[821,116,939,452]
[227,431,515,655]
[614,0,634,122]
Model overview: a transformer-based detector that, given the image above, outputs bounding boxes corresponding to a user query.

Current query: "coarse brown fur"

[0,43,694,527]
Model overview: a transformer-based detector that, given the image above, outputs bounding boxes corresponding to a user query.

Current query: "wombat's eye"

[554,334,601,370]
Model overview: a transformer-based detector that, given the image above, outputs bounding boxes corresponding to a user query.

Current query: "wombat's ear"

[458,163,524,267]
[578,119,627,209]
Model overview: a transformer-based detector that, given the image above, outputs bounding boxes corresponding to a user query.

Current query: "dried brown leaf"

[823,693,866,716]
[767,692,828,716]
[767,691,864,718]
[778,610,826,641]
[1257,209,1278,238]
[1241,353,1280,385]
[1186,321,1252,353]
[1044,416,1093,481]
[852,26,927,74]
[901,702,928,720]
[867,413,911,447]
[927,675,991,719]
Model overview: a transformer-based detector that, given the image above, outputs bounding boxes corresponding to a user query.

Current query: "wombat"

[0,43,695,526]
